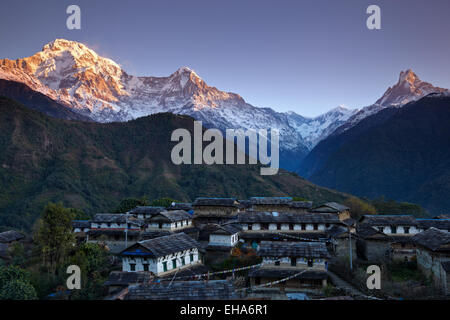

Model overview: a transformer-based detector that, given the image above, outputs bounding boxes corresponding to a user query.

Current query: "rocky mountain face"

[1,40,448,172]
[0,39,358,169]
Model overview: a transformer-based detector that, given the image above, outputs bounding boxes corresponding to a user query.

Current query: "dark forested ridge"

[299,95,450,215]
[0,79,92,122]
[0,96,352,229]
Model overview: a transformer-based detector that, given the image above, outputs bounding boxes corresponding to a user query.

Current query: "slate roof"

[416,219,450,232]
[92,214,144,226]
[0,230,25,243]
[355,224,388,240]
[237,200,253,209]
[121,233,200,258]
[238,211,340,224]
[72,220,90,228]
[412,228,450,252]
[289,201,313,209]
[211,223,242,235]
[149,210,192,222]
[193,197,238,207]
[104,271,154,286]
[258,241,330,258]
[250,197,293,205]
[166,203,193,212]
[128,206,165,215]
[125,280,237,300]
[326,225,349,238]
[441,261,450,272]
[360,215,418,227]
[313,202,349,212]
[240,232,328,241]
[88,229,141,236]
[248,268,328,280]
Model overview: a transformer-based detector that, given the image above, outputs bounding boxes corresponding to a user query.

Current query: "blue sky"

[1,0,450,117]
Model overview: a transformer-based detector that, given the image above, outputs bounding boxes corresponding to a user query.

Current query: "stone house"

[249,197,293,212]
[87,213,145,253]
[238,211,340,249]
[412,228,450,295]
[416,219,450,232]
[312,202,351,221]
[248,241,330,290]
[356,224,391,262]
[286,201,313,214]
[120,233,202,275]
[192,197,240,226]
[359,215,420,261]
[0,230,25,260]
[325,225,357,263]
[122,280,238,300]
[146,210,193,232]
[128,206,165,220]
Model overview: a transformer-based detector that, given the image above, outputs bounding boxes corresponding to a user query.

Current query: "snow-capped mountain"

[0,39,358,169]
[334,69,449,134]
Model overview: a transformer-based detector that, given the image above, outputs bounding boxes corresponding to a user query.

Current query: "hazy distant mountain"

[0,39,358,169]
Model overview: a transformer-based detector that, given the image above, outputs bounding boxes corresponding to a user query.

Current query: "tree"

[344,197,377,219]
[0,280,37,300]
[0,265,37,300]
[35,202,75,274]
[114,198,149,213]
[151,197,178,207]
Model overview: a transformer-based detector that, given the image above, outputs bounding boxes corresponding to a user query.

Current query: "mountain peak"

[376,69,448,107]
[398,69,420,86]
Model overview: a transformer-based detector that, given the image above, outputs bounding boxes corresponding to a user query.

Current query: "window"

[130,264,136,271]
[307,259,313,267]
[190,254,194,262]
[143,264,149,271]
[325,224,330,228]
[277,224,281,230]
[301,223,306,230]
[404,227,410,234]
[248,224,252,231]
[181,257,185,266]
[162,261,167,272]
[313,224,318,230]
[289,224,294,230]
[275,261,280,266]
[172,259,177,269]
[391,226,397,234]
[290,258,297,266]
[159,223,163,229]
[255,277,261,285]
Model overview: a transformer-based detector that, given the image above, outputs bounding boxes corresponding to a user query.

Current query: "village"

[2,196,450,300]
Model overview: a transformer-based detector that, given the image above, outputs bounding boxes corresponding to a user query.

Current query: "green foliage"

[114,198,149,213]
[10,242,27,267]
[344,197,377,219]
[151,197,178,207]
[370,197,428,218]
[35,202,75,274]
[69,208,91,220]
[63,243,111,300]
[0,280,37,300]
[292,196,309,201]
[0,265,37,300]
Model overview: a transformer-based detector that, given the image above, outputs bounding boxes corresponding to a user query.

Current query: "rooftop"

[412,228,450,252]
[193,197,238,207]
[238,211,340,224]
[0,230,25,243]
[124,280,237,300]
[359,215,418,227]
[120,233,200,258]
[250,197,293,205]
[258,241,330,258]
